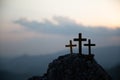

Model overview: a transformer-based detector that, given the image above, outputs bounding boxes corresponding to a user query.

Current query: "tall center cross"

[84,39,96,55]
[74,33,87,55]
[65,40,77,55]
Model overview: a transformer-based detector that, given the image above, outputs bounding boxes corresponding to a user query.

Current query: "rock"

[28,54,112,80]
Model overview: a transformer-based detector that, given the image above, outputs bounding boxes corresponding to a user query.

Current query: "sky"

[0,0,120,57]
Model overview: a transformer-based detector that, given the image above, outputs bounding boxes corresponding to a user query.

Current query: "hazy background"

[0,0,120,80]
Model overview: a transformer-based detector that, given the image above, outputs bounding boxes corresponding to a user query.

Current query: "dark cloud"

[13,16,120,49]
[14,16,120,38]
[1,16,119,57]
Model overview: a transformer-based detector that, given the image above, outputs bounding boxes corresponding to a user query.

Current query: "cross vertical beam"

[65,40,77,55]
[84,39,96,55]
[74,33,87,55]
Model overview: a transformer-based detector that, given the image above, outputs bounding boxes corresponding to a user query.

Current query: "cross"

[73,33,87,55]
[84,39,96,55]
[65,40,77,55]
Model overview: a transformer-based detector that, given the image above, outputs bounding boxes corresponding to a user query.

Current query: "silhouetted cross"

[74,33,87,55]
[84,39,96,55]
[65,40,77,55]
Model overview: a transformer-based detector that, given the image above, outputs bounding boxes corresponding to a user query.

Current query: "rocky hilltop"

[28,33,112,80]
[28,54,112,80]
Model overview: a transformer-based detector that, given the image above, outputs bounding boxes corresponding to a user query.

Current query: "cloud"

[14,16,120,37]
[1,16,120,57]
[13,16,120,48]
[0,21,42,42]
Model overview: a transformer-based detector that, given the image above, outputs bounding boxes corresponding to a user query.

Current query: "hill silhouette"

[1,32,120,80]
[28,33,113,80]
[0,46,119,80]
[28,54,112,80]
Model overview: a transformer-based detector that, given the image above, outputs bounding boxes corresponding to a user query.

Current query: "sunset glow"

[1,0,120,28]
[0,0,120,57]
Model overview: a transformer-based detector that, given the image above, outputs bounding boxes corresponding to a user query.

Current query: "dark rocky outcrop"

[28,54,112,80]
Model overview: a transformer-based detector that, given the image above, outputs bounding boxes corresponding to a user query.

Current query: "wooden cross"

[74,33,87,55]
[65,40,77,55]
[84,39,96,55]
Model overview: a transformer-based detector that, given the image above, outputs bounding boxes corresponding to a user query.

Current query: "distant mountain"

[0,46,119,80]
[107,64,120,80]
[0,70,25,80]
[0,50,68,77]
[93,46,120,68]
